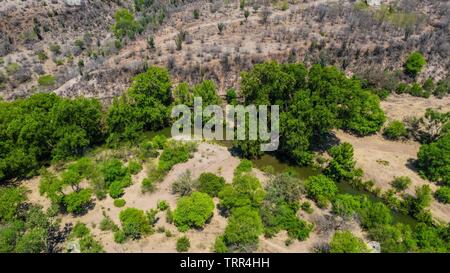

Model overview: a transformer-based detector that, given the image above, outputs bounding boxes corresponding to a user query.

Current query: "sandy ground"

[381,94,450,122]
[23,141,366,253]
[335,94,450,223]
[23,142,254,252]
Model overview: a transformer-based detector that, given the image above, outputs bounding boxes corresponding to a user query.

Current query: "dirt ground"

[335,94,450,223]
[23,141,367,253]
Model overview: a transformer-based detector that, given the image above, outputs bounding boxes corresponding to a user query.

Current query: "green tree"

[304,175,338,208]
[219,174,265,210]
[404,51,426,78]
[107,67,172,144]
[62,189,92,214]
[223,206,263,252]
[325,143,362,183]
[173,82,193,106]
[332,194,362,218]
[112,9,142,40]
[368,224,417,253]
[173,192,214,232]
[435,186,450,204]
[383,120,408,140]
[119,208,152,239]
[197,172,226,197]
[0,187,27,222]
[330,231,369,253]
[359,201,393,229]
[417,133,450,185]
[176,236,190,252]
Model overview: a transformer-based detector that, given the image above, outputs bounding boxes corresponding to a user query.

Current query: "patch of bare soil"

[381,94,450,122]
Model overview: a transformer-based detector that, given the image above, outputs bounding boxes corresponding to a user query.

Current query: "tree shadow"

[311,132,341,153]
[405,158,419,173]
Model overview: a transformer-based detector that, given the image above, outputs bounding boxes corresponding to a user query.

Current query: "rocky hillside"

[0,0,448,101]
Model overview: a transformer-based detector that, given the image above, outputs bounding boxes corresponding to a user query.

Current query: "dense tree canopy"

[107,67,172,145]
[0,93,103,183]
[236,62,385,164]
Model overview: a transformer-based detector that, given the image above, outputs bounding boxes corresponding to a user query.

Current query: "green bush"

[176,236,190,252]
[151,135,167,149]
[234,159,253,176]
[435,187,450,204]
[112,9,142,40]
[109,180,126,198]
[214,235,228,253]
[391,176,411,192]
[63,189,92,214]
[119,208,152,239]
[114,198,126,208]
[417,134,450,185]
[142,177,156,193]
[332,194,361,218]
[173,192,214,232]
[409,83,430,98]
[197,172,226,197]
[6,63,20,74]
[359,201,393,229]
[330,231,368,253]
[100,159,132,198]
[223,206,263,252]
[219,174,265,210]
[114,230,126,244]
[157,200,169,211]
[433,77,450,98]
[49,44,61,55]
[0,187,27,222]
[300,201,313,214]
[304,175,338,208]
[37,50,48,62]
[367,224,417,253]
[404,185,433,220]
[158,141,197,172]
[100,215,119,231]
[260,202,313,241]
[383,120,408,140]
[38,74,56,86]
[127,160,142,175]
[69,223,103,253]
[404,51,426,78]
[325,143,362,183]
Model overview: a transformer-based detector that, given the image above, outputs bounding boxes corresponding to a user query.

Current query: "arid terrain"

[0,0,449,254]
[1,0,448,100]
